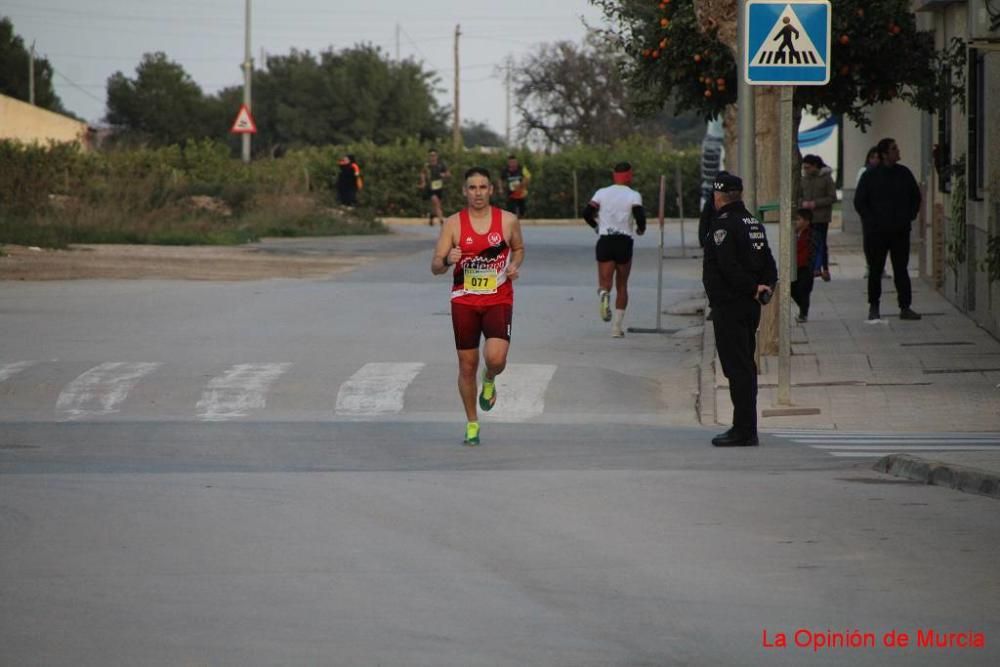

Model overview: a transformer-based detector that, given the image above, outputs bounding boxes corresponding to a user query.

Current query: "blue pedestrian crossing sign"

[745,0,831,85]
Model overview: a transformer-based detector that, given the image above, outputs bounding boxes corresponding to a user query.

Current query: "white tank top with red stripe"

[451,206,513,305]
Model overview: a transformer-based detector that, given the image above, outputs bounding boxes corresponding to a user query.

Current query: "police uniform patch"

[714,229,727,245]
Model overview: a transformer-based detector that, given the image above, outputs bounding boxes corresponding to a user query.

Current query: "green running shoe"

[478,370,497,411]
[463,421,481,446]
[599,290,611,322]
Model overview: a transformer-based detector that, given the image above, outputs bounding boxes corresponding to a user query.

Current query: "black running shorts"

[451,302,513,350]
[595,235,634,264]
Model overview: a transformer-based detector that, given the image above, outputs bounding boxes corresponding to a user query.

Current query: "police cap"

[713,172,743,193]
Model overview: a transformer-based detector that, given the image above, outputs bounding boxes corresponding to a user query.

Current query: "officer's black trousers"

[712,299,761,435]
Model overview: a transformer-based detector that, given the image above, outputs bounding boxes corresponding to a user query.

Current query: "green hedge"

[0,138,701,242]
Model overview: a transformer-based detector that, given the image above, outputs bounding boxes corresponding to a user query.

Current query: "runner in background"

[582,162,646,337]
[498,154,531,219]
[418,148,451,226]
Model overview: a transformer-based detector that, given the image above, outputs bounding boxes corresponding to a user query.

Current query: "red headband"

[613,170,633,185]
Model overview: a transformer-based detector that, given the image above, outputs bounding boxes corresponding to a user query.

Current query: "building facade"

[0,93,91,148]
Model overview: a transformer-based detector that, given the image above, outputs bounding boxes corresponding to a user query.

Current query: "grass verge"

[0,195,386,249]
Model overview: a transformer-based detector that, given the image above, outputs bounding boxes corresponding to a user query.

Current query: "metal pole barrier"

[777,86,793,405]
[628,174,676,334]
[675,163,687,258]
[573,170,579,218]
[657,173,665,331]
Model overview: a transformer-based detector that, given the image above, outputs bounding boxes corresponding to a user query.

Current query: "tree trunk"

[695,2,788,359]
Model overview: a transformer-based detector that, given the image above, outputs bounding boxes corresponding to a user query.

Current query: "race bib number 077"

[464,268,498,294]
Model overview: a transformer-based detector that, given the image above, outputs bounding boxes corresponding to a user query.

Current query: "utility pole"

[776,86,794,404]
[452,24,462,151]
[396,24,400,61]
[241,0,253,164]
[28,41,35,105]
[504,57,512,145]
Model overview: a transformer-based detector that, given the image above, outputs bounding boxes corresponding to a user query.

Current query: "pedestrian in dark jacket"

[853,138,922,322]
[790,208,815,323]
[702,172,777,448]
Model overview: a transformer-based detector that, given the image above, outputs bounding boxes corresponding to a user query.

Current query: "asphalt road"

[2,226,998,665]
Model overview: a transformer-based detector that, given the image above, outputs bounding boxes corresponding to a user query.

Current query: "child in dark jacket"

[791,208,815,323]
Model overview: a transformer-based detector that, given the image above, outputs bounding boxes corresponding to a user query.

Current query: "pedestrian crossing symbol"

[745,0,831,85]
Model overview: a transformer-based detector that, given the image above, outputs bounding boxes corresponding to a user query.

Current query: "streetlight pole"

[241,0,253,164]
[452,24,462,151]
[28,41,35,105]
[737,0,756,213]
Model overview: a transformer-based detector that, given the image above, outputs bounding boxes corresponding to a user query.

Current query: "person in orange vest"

[336,154,362,206]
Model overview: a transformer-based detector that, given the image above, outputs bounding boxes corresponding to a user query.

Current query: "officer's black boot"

[712,429,759,447]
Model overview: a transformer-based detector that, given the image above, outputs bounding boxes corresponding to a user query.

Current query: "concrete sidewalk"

[699,228,1000,498]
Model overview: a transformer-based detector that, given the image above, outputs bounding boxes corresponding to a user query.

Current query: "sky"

[5,0,608,135]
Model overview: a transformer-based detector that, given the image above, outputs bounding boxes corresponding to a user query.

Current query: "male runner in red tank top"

[431,167,525,446]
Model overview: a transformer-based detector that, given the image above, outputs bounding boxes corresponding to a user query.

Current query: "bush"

[0,137,699,248]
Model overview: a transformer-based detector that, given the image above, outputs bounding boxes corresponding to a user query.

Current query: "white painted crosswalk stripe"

[0,361,35,383]
[335,362,425,416]
[812,445,1000,451]
[1,360,613,423]
[770,430,1000,458]
[196,363,292,421]
[488,363,558,422]
[56,362,161,419]
[793,438,1000,445]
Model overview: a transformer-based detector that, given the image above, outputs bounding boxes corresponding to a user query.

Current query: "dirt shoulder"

[0,244,371,281]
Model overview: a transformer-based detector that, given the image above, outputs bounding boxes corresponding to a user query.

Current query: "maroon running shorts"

[451,302,513,350]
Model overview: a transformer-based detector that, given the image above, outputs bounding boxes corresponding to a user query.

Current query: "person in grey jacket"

[854,138,922,322]
[800,154,837,281]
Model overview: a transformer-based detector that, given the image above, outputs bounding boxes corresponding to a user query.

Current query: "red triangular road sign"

[230,104,257,134]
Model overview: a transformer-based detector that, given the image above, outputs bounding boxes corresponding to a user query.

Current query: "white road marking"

[797,438,1000,445]
[488,363,558,422]
[335,362,425,416]
[812,445,1000,451]
[828,452,893,458]
[0,361,35,383]
[196,363,293,421]
[56,362,161,418]
[771,431,1000,459]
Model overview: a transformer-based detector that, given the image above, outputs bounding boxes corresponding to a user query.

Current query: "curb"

[873,454,1000,500]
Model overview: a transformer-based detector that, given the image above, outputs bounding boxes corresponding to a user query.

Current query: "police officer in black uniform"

[702,172,777,447]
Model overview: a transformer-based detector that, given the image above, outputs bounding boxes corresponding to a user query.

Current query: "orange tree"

[591,0,964,130]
